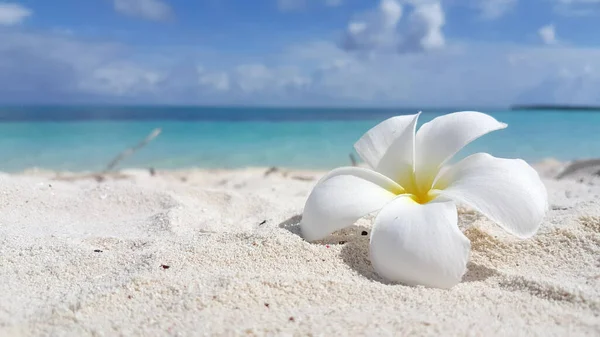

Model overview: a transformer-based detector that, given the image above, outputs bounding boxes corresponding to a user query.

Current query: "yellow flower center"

[407,189,438,204]
[395,172,439,204]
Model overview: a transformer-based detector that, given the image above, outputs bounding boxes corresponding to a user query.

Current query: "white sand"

[0,162,599,336]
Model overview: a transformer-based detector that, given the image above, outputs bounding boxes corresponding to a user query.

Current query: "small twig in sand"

[52,129,161,182]
[104,128,162,173]
[555,158,600,179]
[291,175,315,181]
[53,172,130,182]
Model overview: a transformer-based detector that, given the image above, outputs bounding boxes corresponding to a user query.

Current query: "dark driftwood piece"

[264,167,278,177]
[555,158,600,180]
[349,153,357,166]
[104,128,162,172]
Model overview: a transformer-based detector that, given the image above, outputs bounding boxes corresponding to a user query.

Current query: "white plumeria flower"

[300,111,548,289]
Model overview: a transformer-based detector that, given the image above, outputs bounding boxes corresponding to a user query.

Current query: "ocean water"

[0,106,599,172]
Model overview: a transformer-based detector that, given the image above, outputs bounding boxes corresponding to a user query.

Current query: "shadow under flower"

[278,215,303,236]
[278,214,370,244]
[339,235,389,283]
[341,239,499,285]
[278,215,496,286]
[278,215,395,283]
[462,262,499,283]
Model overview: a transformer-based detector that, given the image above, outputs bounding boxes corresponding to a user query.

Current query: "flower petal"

[435,153,548,238]
[370,196,470,289]
[354,113,419,185]
[300,167,402,241]
[415,111,507,191]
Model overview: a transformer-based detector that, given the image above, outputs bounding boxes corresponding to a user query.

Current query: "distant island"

[511,104,600,111]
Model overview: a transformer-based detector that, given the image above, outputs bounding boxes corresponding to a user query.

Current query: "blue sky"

[2,0,600,106]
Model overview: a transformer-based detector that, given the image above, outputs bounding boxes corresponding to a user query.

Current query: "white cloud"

[78,62,161,96]
[473,0,517,19]
[4,28,600,106]
[0,2,31,26]
[515,65,600,105]
[552,0,600,16]
[341,0,445,54]
[538,24,558,45]
[506,46,600,105]
[113,0,173,21]
[408,2,445,51]
[0,31,122,102]
[233,64,274,93]
[199,72,230,92]
[341,0,403,52]
[230,64,310,96]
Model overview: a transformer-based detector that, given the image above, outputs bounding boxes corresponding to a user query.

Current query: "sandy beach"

[0,160,599,336]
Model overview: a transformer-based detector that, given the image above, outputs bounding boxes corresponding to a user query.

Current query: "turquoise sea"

[0,106,599,172]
